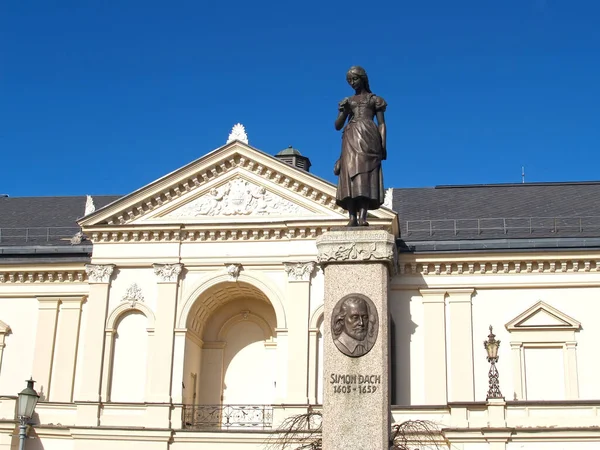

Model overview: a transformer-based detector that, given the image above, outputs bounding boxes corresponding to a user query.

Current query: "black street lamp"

[17,379,39,450]
[483,326,503,400]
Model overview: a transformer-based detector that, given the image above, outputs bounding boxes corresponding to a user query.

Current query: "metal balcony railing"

[182,404,273,431]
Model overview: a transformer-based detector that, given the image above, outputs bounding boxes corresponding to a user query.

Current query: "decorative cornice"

[85,264,115,283]
[87,225,341,243]
[399,258,600,276]
[122,283,144,307]
[284,261,316,282]
[153,263,183,283]
[316,229,396,268]
[0,270,86,284]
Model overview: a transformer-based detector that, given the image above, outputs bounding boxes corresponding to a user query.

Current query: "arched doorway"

[181,280,277,429]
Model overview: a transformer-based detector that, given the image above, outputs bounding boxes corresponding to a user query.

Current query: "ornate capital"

[85,264,115,283]
[153,263,183,283]
[226,263,242,281]
[316,229,396,270]
[284,262,316,282]
[123,283,144,308]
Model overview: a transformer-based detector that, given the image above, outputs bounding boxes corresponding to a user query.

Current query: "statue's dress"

[336,93,387,211]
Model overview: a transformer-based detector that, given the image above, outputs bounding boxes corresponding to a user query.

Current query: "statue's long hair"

[347,66,372,93]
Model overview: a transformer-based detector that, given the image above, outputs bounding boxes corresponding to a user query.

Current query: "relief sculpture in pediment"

[165,178,312,218]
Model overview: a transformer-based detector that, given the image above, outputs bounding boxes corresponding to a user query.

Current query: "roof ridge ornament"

[227,123,248,145]
[84,195,95,216]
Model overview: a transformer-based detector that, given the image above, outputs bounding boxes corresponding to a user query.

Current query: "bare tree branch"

[263,410,322,450]
[265,412,448,450]
[391,419,449,450]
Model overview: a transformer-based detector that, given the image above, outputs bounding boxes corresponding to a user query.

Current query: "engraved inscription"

[331,294,378,357]
[330,373,381,394]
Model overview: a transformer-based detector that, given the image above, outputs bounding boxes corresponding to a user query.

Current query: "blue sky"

[1,1,599,196]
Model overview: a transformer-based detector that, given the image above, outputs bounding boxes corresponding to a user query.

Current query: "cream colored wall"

[392,265,600,406]
[222,320,275,404]
[389,289,423,405]
[110,311,149,402]
[108,268,158,312]
[0,297,38,395]
[507,444,600,450]
[182,336,201,404]
[472,286,600,401]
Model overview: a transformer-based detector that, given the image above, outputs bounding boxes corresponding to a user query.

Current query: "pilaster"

[447,288,475,401]
[565,341,579,399]
[420,288,448,405]
[307,327,320,404]
[199,341,226,404]
[510,342,524,400]
[274,328,289,402]
[32,297,61,400]
[283,261,315,404]
[75,264,114,425]
[171,329,187,404]
[50,296,86,402]
[149,263,183,403]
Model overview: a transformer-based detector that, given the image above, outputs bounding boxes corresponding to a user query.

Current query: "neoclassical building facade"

[1,140,600,449]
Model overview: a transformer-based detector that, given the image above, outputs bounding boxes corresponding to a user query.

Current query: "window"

[506,301,580,400]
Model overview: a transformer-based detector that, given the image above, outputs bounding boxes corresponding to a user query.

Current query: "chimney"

[275,145,311,172]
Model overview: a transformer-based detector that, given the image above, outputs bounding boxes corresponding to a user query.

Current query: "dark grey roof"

[276,146,303,156]
[4,181,600,256]
[393,182,600,250]
[0,195,120,247]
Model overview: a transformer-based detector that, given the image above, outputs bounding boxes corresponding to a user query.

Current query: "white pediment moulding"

[0,269,87,284]
[163,177,314,219]
[399,258,600,276]
[506,301,581,331]
[77,141,397,231]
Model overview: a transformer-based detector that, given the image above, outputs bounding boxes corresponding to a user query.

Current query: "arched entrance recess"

[179,275,280,410]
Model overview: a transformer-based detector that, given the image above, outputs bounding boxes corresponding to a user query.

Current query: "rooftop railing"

[403,216,600,238]
[0,227,80,244]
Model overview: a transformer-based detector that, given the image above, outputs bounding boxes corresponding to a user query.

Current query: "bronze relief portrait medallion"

[331,293,378,357]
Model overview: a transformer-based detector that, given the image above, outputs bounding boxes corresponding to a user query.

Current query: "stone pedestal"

[316,228,395,450]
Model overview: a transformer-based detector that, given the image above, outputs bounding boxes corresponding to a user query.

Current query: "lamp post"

[483,325,503,399]
[17,378,39,450]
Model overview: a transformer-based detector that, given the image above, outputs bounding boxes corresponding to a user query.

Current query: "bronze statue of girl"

[334,66,387,226]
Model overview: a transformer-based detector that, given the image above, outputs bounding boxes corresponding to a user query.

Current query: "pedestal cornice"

[316,228,396,270]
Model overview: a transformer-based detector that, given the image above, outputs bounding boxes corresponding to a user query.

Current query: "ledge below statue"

[316,228,396,271]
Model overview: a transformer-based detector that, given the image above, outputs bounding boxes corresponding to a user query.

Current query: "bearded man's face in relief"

[343,299,369,341]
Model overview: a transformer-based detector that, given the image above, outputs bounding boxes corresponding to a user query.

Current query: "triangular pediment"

[0,320,10,334]
[78,141,398,232]
[505,301,580,331]
[138,172,333,224]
